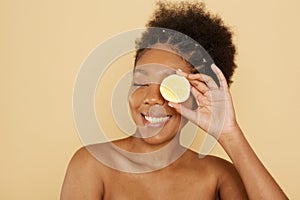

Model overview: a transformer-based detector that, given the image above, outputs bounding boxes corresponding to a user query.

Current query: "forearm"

[219,127,288,200]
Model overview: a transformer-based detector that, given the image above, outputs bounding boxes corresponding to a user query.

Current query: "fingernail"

[176,69,182,73]
[168,102,174,107]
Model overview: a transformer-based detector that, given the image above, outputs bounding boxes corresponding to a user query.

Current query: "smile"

[144,115,171,124]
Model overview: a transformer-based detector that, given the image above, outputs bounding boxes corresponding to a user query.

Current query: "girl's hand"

[169,64,240,139]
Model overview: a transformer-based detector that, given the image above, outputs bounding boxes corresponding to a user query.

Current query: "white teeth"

[144,116,170,124]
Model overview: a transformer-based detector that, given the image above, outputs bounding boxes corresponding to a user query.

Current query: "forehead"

[135,49,192,73]
[134,64,175,79]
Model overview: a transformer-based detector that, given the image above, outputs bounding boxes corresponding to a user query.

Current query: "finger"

[211,64,228,90]
[188,73,218,89]
[176,68,218,90]
[176,69,211,93]
[176,69,188,78]
[190,86,210,107]
[189,79,209,94]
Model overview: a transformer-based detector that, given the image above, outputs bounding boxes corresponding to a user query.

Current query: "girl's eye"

[133,83,149,87]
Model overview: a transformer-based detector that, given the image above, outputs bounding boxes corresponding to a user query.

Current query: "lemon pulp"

[160,74,190,103]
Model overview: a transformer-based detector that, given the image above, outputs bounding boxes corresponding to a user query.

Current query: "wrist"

[217,126,249,165]
[218,125,244,147]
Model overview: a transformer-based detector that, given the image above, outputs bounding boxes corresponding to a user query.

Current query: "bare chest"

[102,169,217,200]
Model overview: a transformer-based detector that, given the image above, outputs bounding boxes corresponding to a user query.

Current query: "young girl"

[61,2,288,199]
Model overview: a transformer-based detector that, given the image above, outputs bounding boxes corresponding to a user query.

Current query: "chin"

[141,129,179,146]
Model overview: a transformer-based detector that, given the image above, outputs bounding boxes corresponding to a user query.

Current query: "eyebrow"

[134,68,176,77]
[134,68,148,75]
[160,69,176,76]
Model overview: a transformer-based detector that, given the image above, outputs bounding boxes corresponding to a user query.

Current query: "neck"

[129,131,182,153]
[108,133,187,173]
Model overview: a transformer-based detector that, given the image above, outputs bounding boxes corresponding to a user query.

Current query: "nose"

[143,84,165,106]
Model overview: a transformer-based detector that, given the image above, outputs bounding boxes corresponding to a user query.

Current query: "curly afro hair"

[135,1,237,85]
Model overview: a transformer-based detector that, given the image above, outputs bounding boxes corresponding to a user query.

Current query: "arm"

[170,64,288,199]
[60,147,104,200]
[219,127,288,199]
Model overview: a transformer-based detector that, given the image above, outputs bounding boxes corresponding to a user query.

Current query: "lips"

[141,114,171,127]
[145,115,170,123]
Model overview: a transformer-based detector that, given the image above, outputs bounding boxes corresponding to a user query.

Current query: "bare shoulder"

[186,151,248,199]
[60,146,105,200]
[199,154,238,174]
[69,146,98,166]
[185,150,237,172]
[67,145,108,172]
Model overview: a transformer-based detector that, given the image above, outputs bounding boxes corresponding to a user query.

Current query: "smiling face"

[128,48,194,145]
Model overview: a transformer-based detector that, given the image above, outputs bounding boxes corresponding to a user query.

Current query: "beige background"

[1,0,300,199]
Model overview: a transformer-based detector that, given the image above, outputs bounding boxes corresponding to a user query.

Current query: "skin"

[61,49,288,199]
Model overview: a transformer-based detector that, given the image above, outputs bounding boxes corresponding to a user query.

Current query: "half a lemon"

[160,74,190,103]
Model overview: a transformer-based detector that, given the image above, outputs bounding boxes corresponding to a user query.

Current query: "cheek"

[128,88,144,110]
